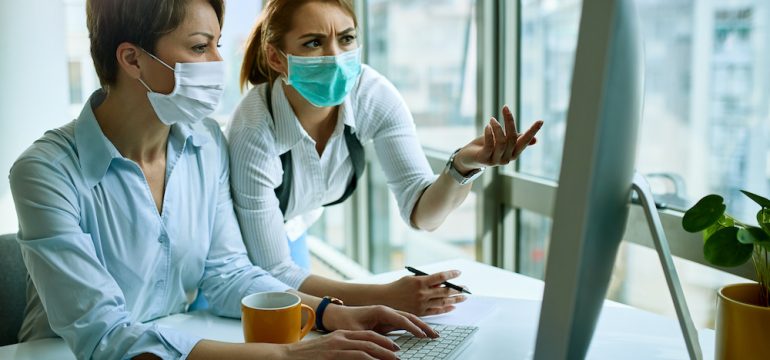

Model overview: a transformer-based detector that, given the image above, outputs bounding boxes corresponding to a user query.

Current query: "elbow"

[411,217,441,232]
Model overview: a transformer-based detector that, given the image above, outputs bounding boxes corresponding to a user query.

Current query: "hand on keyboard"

[391,324,478,360]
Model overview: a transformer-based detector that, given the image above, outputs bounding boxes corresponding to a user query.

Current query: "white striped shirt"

[226,65,437,288]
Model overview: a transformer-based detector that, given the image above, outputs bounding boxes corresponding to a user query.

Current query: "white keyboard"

[391,323,478,360]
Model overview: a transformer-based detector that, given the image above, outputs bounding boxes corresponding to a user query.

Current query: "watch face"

[325,296,344,305]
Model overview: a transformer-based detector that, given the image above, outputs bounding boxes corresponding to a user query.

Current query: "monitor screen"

[534,0,645,358]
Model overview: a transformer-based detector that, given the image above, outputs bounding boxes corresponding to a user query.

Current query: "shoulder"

[9,121,80,198]
[351,64,404,108]
[226,86,278,155]
[10,121,78,178]
[228,83,275,134]
[350,65,408,124]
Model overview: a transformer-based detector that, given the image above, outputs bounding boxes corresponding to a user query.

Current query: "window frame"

[342,0,755,282]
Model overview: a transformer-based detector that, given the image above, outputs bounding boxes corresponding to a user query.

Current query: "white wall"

[0,1,69,234]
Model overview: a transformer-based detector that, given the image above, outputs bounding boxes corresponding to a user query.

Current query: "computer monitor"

[533,0,644,359]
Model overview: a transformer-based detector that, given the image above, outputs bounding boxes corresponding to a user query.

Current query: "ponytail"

[240,18,274,91]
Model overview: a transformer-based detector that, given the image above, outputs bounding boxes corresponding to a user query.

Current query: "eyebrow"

[188,31,221,40]
[298,27,356,40]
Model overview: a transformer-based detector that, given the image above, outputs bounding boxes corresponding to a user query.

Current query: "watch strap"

[315,296,342,332]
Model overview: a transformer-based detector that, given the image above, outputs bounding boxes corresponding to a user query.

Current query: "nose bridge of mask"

[173,62,226,105]
[144,59,226,126]
[286,47,361,66]
[284,48,362,85]
[175,61,226,88]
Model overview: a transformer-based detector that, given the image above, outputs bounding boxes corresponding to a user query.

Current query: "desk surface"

[0,259,715,359]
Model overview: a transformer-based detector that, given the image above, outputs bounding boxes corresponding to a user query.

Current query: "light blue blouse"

[9,90,290,360]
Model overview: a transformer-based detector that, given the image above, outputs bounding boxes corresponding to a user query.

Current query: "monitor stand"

[631,172,703,360]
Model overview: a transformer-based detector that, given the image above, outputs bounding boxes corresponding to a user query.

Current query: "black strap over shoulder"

[265,83,366,217]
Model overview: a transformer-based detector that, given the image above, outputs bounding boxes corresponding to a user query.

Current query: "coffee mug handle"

[299,304,316,339]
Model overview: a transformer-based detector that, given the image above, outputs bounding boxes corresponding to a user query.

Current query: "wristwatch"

[315,296,344,333]
[445,148,485,185]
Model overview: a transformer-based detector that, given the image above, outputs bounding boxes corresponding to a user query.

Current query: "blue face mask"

[283,48,362,107]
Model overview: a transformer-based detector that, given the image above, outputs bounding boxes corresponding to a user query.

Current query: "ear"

[115,42,144,80]
[266,44,287,76]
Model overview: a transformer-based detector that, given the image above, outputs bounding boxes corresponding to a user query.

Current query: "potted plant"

[683,190,770,360]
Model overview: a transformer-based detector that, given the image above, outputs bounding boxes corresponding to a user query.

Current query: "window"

[515,0,769,329]
[364,0,479,273]
[0,0,261,235]
[518,0,581,181]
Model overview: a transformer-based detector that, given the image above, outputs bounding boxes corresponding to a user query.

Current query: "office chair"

[0,233,27,345]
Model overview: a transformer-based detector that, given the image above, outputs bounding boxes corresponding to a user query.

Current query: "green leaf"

[704,216,734,242]
[683,195,726,233]
[737,227,768,244]
[704,222,723,242]
[704,227,754,267]
[759,208,770,235]
[741,190,770,208]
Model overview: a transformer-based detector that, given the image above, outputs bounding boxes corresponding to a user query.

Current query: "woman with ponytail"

[228,0,543,317]
[10,0,437,359]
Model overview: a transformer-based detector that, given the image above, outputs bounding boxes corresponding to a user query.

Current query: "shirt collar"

[75,89,210,187]
[75,90,123,187]
[271,79,357,154]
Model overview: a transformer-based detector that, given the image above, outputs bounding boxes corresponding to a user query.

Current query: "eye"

[302,39,322,49]
[341,35,356,45]
[192,44,208,54]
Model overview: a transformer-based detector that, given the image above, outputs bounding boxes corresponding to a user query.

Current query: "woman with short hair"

[10,1,434,359]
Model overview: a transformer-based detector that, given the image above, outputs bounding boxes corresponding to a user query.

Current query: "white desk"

[0,259,715,359]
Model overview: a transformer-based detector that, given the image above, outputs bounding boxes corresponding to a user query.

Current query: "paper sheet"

[420,295,500,326]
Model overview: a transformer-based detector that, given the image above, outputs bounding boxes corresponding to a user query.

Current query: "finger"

[502,105,517,139]
[422,305,457,316]
[343,330,401,354]
[426,295,467,308]
[382,311,429,338]
[334,351,378,360]
[500,106,519,164]
[512,120,544,159]
[490,117,506,163]
[424,270,461,287]
[427,285,465,299]
[529,136,537,145]
[399,311,439,338]
[342,343,394,360]
[478,124,494,163]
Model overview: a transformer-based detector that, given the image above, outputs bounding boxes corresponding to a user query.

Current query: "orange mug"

[241,292,315,344]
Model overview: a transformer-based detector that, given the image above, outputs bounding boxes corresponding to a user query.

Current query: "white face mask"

[138,49,225,126]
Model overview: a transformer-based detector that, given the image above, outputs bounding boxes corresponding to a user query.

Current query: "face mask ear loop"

[138,77,153,93]
[140,48,176,72]
[278,49,292,85]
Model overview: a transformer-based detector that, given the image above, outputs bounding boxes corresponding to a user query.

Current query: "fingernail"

[453,270,461,276]
[393,342,401,351]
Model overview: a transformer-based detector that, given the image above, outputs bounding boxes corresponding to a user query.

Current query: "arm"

[199,127,293,318]
[10,158,199,360]
[227,124,311,289]
[411,105,543,230]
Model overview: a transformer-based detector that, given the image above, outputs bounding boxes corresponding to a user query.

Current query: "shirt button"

[159,234,167,243]
[156,280,165,288]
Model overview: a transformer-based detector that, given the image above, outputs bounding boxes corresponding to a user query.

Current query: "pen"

[405,266,472,294]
